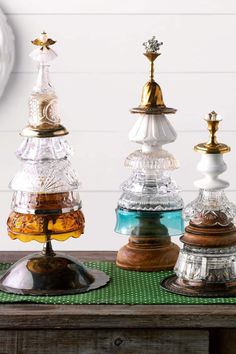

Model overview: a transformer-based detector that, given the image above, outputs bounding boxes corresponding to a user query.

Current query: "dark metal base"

[0,252,110,296]
[161,274,236,298]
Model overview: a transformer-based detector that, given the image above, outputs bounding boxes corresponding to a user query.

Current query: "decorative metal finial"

[206,111,220,147]
[130,37,176,115]
[32,32,56,51]
[194,111,230,154]
[142,37,163,82]
[208,111,219,122]
[143,36,163,53]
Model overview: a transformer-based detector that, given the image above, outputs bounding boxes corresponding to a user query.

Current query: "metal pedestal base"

[0,250,110,296]
[161,274,236,297]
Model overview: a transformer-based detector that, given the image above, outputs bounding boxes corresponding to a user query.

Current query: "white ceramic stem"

[194,154,229,190]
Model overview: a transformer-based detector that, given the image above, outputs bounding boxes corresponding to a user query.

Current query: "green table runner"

[0,261,236,304]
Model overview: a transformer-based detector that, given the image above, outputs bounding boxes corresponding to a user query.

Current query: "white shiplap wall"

[0,0,236,251]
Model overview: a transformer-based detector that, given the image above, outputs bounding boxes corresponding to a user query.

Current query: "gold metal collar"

[194,111,230,154]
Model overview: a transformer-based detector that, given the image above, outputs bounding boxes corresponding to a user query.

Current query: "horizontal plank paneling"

[2,0,236,14]
[2,73,236,132]
[0,131,235,191]
[0,329,209,354]
[1,190,236,251]
[7,14,236,73]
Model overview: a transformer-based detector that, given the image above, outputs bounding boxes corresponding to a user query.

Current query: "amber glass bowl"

[7,210,85,243]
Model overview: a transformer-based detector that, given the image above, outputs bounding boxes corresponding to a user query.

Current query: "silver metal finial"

[143,36,163,53]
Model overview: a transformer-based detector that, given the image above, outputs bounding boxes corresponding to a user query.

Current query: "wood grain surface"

[0,251,234,354]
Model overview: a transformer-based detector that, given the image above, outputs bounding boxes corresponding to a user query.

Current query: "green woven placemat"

[0,261,236,304]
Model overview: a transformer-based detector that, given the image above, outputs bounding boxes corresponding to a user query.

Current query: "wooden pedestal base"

[162,217,236,297]
[116,236,179,271]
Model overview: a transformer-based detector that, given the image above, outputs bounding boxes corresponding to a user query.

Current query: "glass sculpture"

[162,111,236,296]
[115,37,184,271]
[0,32,109,295]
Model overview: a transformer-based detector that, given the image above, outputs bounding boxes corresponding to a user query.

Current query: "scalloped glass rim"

[184,190,236,225]
[125,149,179,170]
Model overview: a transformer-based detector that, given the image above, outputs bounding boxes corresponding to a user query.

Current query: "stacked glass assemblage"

[8,136,84,243]
[115,146,184,239]
[176,189,236,283]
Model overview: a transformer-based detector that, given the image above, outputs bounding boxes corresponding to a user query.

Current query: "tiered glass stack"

[162,111,236,297]
[0,33,109,295]
[115,37,184,271]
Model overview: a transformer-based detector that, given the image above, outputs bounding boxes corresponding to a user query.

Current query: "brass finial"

[32,32,56,50]
[194,111,230,154]
[143,37,163,82]
[131,37,176,115]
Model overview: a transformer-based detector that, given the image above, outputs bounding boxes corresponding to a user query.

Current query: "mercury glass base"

[161,275,236,297]
[0,246,110,295]
[116,236,180,271]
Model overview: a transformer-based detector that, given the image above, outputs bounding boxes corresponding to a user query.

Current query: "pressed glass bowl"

[7,209,85,243]
[11,191,81,214]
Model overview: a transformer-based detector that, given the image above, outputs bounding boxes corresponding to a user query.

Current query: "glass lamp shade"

[128,114,177,146]
[115,208,183,236]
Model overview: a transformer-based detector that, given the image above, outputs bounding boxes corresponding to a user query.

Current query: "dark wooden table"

[0,251,235,354]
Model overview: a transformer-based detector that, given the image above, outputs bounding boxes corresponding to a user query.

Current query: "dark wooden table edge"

[0,251,235,329]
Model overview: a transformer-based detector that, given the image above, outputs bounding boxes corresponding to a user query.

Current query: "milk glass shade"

[115,37,183,271]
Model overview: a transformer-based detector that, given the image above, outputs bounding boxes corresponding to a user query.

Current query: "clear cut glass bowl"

[118,170,183,211]
[9,158,79,193]
[175,245,236,283]
[184,189,236,226]
[16,136,73,160]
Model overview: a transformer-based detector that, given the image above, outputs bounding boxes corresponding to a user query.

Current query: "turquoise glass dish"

[115,208,184,237]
